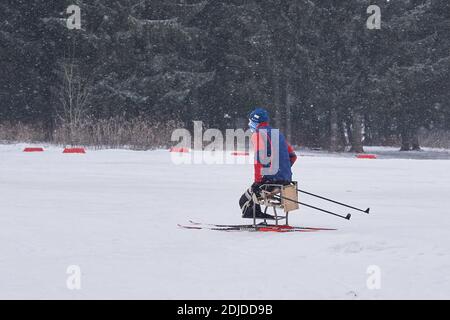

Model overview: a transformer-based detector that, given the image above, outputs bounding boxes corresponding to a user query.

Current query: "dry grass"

[2,120,448,150]
[0,122,48,144]
[53,117,182,150]
[418,129,450,149]
[1,118,181,150]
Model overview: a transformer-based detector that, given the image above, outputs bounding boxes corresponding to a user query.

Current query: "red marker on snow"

[63,147,86,154]
[356,154,377,159]
[170,147,190,153]
[23,147,44,152]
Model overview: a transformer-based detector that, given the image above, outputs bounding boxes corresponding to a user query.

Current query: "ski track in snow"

[0,143,449,299]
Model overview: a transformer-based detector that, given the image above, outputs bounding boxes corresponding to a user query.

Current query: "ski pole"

[297,189,370,214]
[273,195,351,220]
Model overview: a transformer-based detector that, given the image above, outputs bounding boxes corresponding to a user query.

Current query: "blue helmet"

[248,107,269,123]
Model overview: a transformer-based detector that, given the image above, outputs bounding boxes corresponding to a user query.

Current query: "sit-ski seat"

[251,181,299,226]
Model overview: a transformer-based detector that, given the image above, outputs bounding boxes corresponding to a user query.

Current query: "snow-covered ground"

[0,143,449,299]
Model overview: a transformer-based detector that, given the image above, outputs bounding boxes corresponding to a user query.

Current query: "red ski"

[178,220,337,233]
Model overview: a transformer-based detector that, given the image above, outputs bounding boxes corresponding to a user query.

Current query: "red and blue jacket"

[251,122,297,183]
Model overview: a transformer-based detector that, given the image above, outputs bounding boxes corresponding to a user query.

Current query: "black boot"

[240,188,276,220]
[242,205,277,220]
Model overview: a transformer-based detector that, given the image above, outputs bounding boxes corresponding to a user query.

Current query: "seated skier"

[239,107,297,219]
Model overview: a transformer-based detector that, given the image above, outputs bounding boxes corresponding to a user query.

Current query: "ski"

[177,223,317,232]
[179,221,337,232]
[188,220,337,231]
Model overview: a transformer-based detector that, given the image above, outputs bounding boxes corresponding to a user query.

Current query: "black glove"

[251,182,261,195]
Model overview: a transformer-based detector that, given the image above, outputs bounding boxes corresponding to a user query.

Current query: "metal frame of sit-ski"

[251,181,299,227]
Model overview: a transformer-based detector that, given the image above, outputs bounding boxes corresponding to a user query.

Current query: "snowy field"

[0,143,449,299]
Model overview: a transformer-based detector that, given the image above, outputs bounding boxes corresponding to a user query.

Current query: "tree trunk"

[285,78,295,143]
[330,108,339,152]
[273,75,281,127]
[400,134,411,151]
[350,112,364,153]
[400,119,412,151]
[272,63,284,130]
[411,129,421,151]
[400,128,422,151]
[340,120,349,149]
